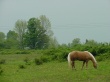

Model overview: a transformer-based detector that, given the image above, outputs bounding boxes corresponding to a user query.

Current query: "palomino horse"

[67,51,97,70]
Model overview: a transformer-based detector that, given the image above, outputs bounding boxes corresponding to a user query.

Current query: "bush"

[34,58,43,65]
[24,57,30,65]
[19,64,26,69]
[40,56,50,63]
[0,67,3,75]
[97,53,110,62]
[57,51,68,62]
[41,48,70,62]
[97,56,103,62]
[15,50,30,54]
[0,59,6,64]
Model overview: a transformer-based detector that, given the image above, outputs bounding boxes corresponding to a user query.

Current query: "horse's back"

[70,51,91,61]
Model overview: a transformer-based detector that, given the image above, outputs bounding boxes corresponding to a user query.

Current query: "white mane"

[84,51,97,63]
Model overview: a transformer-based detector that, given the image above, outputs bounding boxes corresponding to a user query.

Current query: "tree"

[14,19,27,49]
[0,32,5,42]
[6,30,18,49]
[7,30,17,40]
[39,15,53,37]
[0,32,5,48]
[71,38,81,47]
[24,17,49,49]
[39,15,56,48]
[48,37,59,48]
[85,39,98,46]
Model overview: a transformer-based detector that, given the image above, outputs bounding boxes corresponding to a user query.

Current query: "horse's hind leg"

[71,61,76,70]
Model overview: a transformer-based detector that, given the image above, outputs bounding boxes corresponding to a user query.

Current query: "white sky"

[0,0,110,44]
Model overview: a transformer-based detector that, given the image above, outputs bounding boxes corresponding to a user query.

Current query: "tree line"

[0,15,110,51]
[0,15,58,49]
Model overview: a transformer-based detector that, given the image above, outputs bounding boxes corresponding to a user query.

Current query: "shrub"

[16,50,30,54]
[41,48,70,62]
[24,57,30,65]
[40,56,50,63]
[97,53,110,62]
[0,59,6,64]
[24,57,29,63]
[19,64,26,69]
[34,58,43,65]
[0,67,3,75]
[57,51,68,62]
[97,56,103,62]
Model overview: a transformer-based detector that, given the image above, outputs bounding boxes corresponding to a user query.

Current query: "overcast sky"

[0,0,110,44]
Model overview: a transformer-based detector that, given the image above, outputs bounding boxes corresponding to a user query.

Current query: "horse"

[67,51,97,70]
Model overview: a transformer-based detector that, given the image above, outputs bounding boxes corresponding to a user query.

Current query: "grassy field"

[0,54,110,82]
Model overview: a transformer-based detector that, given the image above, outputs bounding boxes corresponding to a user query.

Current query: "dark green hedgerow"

[97,53,110,62]
[40,48,70,62]
[39,44,110,63]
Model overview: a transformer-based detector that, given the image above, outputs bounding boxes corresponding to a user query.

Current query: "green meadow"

[0,53,110,82]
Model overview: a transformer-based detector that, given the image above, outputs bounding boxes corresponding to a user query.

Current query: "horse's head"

[87,51,97,69]
[93,62,97,69]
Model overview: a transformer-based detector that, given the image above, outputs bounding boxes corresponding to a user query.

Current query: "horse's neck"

[88,52,96,64]
[91,57,96,64]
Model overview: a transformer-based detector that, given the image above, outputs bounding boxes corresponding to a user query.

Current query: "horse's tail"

[67,53,71,68]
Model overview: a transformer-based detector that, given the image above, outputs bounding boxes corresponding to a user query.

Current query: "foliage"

[39,15,53,37]
[97,53,110,62]
[19,64,26,69]
[0,32,5,42]
[39,15,58,48]
[15,51,30,54]
[70,38,81,47]
[0,59,6,64]
[0,67,3,75]
[6,30,18,49]
[34,58,43,65]
[14,20,27,49]
[48,37,59,48]
[0,49,31,55]
[0,32,5,49]
[24,57,30,64]
[40,47,70,62]
[24,17,50,49]
[39,41,110,62]
[40,55,50,63]
[7,30,18,40]
[0,15,110,64]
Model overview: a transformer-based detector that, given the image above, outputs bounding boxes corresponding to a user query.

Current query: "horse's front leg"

[82,61,85,70]
[85,61,88,70]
